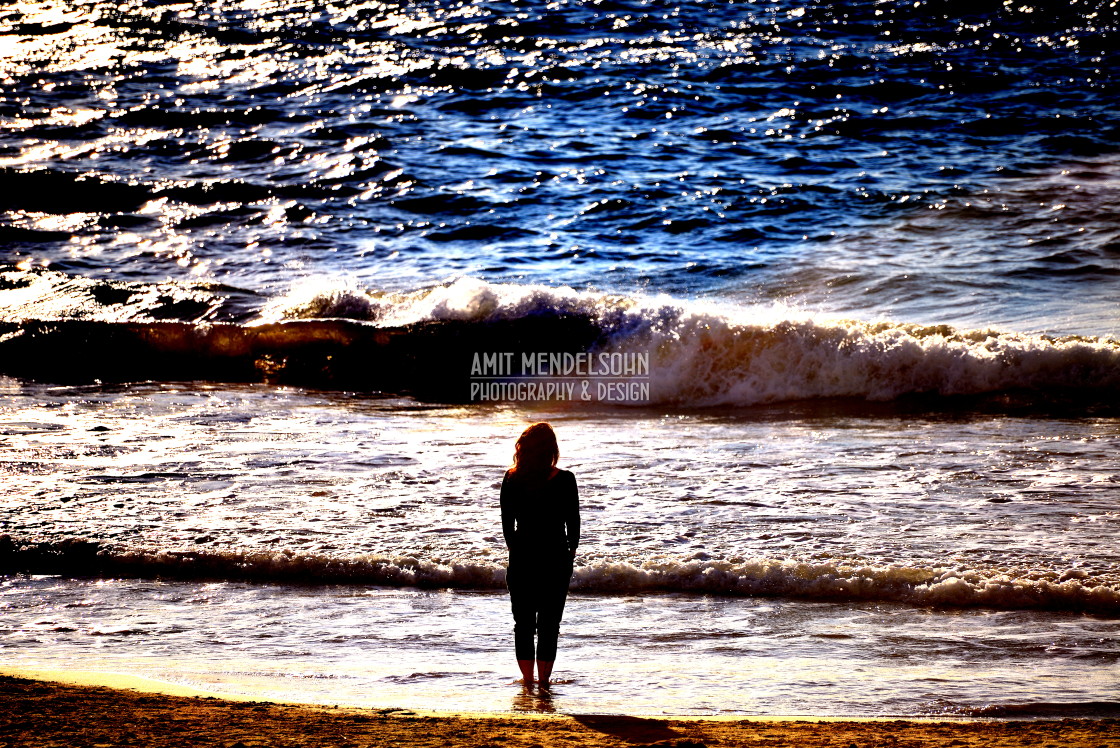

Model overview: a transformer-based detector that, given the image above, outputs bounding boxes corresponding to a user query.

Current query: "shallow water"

[2,379,1118,609]
[5,577,1119,717]
[2,378,1119,715]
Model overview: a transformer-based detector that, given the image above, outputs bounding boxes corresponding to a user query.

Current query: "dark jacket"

[500,468,580,575]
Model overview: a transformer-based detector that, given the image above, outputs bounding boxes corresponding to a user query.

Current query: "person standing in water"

[500,422,580,690]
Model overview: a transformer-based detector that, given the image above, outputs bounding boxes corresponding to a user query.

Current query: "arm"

[500,471,516,549]
[566,472,581,557]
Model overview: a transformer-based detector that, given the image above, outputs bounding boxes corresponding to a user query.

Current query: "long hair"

[510,422,559,478]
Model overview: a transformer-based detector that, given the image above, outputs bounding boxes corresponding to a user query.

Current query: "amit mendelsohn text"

[471,351,649,377]
[470,351,650,403]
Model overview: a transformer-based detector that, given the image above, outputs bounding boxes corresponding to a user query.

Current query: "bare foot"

[517,659,535,685]
[536,660,554,687]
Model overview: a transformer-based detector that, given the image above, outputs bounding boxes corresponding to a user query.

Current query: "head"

[510,422,559,477]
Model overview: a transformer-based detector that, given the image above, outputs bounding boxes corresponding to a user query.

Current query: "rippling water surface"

[7,577,1119,717]
[3,0,1119,331]
[3,379,1119,715]
[2,0,1119,718]
[3,381,1119,593]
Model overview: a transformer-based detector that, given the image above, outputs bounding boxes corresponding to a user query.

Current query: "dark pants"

[507,562,572,661]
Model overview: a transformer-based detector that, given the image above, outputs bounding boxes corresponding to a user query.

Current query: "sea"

[1,0,1119,719]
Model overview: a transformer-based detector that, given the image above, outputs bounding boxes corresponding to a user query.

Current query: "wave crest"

[241,277,1120,406]
[1,273,1117,408]
[637,314,1120,406]
[572,556,1120,613]
[3,536,1117,615]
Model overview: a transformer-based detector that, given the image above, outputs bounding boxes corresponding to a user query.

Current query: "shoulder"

[559,470,579,505]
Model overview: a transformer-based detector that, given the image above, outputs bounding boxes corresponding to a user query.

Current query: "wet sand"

[2,674,1118,748]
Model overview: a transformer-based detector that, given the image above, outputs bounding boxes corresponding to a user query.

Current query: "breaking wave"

[1,271,1117,409]
[3,535,1117,615]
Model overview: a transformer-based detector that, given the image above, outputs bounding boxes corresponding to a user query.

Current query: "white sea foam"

[260,276,625,326]
[7,537,1117,614]
[633,313,1120,406]
[13,269,1111,409]
[570,556,1120,613]
[265,276,1120,406]
[258,278,383,321]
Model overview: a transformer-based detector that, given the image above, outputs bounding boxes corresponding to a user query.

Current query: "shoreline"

[0,667,1014,722]
[0,667,974,723]
[3,671,1119,748]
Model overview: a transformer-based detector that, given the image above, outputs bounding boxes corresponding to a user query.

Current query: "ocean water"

[2,0,1119,718]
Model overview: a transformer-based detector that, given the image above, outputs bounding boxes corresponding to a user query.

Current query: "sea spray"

[2,274,1117,408]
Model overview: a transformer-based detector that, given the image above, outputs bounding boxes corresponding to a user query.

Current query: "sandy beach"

[2,673,1118,748]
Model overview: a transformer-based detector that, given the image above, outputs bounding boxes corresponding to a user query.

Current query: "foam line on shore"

[4,535,1118,615]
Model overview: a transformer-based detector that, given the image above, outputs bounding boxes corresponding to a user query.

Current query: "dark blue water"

[1,0,1118,335]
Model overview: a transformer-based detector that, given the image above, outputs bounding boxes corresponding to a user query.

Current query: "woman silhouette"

[500,422,580,689]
